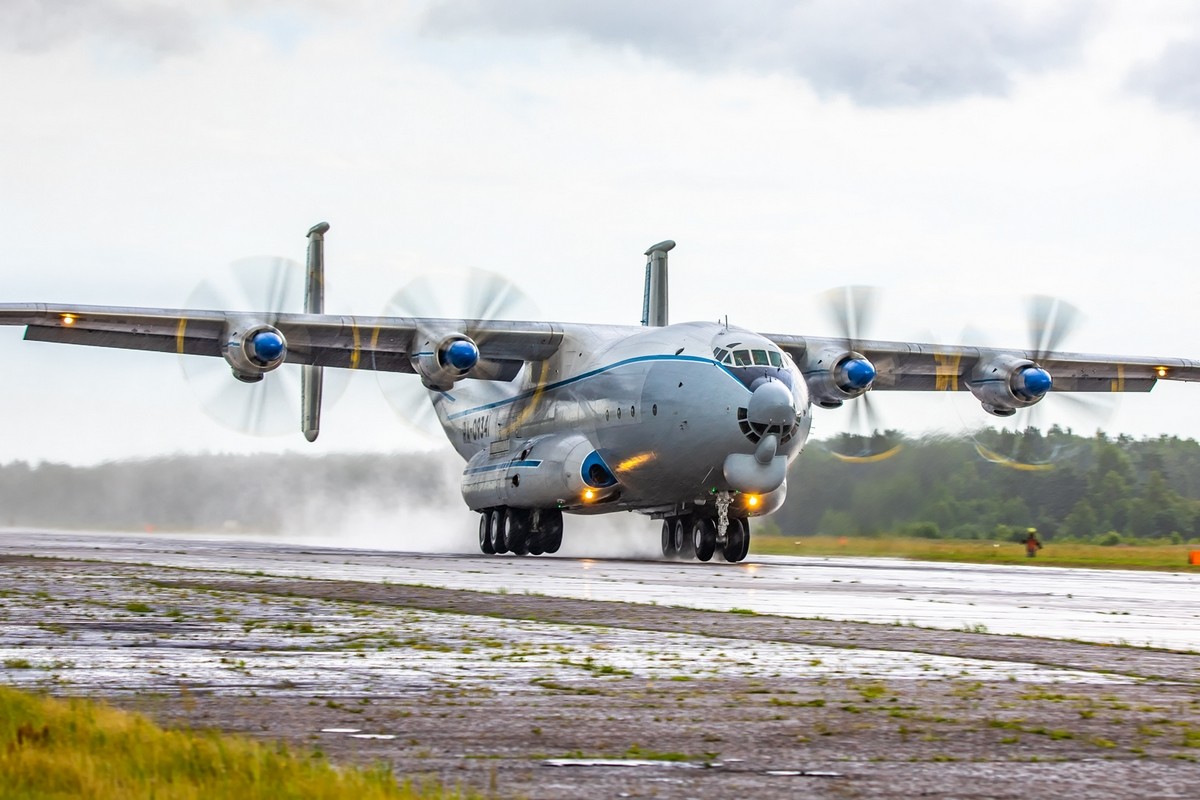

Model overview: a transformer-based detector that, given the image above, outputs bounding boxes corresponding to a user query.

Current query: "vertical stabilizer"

[302,222,329,442]
[641,240,675,327]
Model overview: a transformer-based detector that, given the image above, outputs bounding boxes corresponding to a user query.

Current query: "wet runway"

[4,529,1200,798]
[2,529,1197,651]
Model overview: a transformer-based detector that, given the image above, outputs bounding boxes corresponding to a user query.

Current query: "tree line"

[4,428,1200,544]
[775,427,1200,544]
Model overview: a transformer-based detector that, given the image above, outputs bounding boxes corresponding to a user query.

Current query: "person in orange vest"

[1025,530,1043,558]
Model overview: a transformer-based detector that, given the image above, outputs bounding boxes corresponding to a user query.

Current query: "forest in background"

[779,427,1200,545]
[4,428,1200,545]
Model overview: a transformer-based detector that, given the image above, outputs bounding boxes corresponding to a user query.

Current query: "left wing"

[767,332,1200,416]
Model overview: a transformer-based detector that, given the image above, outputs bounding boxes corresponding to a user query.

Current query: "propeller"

[178,256,350,437]
[376,267,539,439]
[818,285,902,462]
[956,295,1116,470]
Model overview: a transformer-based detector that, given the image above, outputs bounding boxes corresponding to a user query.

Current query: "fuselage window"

[733,350,752,366]
[617,408,622,419]
[768,350,783,367]
[752,350,769,366]
[652,404,658,416]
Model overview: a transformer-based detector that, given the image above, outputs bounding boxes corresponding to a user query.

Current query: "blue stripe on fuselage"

[445,354,750,421]
[463,459,543,475]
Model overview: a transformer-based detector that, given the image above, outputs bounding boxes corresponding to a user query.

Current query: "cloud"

[0,0,205,55]
[1128,38,1200,116]
[419,0,1093,106]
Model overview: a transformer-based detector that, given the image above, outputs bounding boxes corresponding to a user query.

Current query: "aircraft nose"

[747,379,796,427]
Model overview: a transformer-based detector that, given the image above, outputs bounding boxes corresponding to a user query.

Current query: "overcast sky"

[3,0,1200,465]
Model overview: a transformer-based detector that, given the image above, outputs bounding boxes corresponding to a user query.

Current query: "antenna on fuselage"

[641,239,675,327]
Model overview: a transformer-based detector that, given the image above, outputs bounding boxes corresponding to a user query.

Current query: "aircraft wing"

[0,303,564,379]
[765,333,1200,393]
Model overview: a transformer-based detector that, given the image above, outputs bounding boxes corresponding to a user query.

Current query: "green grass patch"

[0,685,472,799]
[753,535,1200,571]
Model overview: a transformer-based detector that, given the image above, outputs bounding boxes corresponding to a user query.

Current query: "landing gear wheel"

[661,519,676,558]
[723,517,750,563]
[479,511,495,555]
[505,508,530,555]
[674,517,695,560]
[540,509,564,554]
[693,517,716,562]
[489,508,509,554]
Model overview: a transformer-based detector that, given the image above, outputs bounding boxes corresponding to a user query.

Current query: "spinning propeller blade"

[179,255,349,437]
[819,285,901,462]
[377,267,539,439]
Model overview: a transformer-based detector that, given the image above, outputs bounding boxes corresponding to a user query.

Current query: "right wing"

[0,303,564,380]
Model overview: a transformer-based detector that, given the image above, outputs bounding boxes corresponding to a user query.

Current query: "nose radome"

[747,379,795,426]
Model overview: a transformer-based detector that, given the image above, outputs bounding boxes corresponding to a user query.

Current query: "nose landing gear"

[661,513,750,563]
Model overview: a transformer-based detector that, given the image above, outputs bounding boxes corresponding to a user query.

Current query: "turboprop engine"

[800,347,877,409]
[411,330,480,391]
[461,433,618,511]
[967,354,1053,417]
[222,322,287,383]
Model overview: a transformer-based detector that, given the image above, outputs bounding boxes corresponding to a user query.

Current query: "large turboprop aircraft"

[4,223,1200,562]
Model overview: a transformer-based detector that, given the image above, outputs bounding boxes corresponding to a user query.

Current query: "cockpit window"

[752,350,769,366]
[733,350,752,367]
[768,350,783,367]
[713,347,729,362]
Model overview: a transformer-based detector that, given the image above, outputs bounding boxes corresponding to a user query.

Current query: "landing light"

[745,494,761,508]
[583,489,595,501]
[1157,366,1169,378]
[61,314,76,326]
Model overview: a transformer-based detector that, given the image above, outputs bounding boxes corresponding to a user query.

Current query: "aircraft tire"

[541,509,564,554]
[479,511,495,555]
[661,519,675,558]
[674,517,694,559]
[490,509,509,554]
[723,518,749,563]
[693,517,716,562]
[505,508,530,555]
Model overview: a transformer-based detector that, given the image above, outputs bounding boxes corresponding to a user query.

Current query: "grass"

[0,685,473,799]
[752,535,1200,571]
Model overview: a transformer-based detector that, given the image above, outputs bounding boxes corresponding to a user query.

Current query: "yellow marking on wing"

[934,352,961,391]
[176,318,187,354]
[349,321,361,370]
[501,360,550,437]
[829,444,904,464]
[973,442,1055,472]
[1110,364,1125,392]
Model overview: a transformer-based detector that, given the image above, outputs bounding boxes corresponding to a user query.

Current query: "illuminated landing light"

[583,489,596,501]
[745,494,761,508]
[1156,366,1169,378]
[61,314,76,326]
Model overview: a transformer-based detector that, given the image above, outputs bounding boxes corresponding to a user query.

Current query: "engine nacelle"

[968,354,1053,417]
[800,347,876,409]
[222,323,287,383]
[461,434,618,511]
[411,331,480,391]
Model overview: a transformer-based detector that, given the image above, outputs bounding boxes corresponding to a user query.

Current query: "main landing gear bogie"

[661,514,751,563]
[478,507,563,557]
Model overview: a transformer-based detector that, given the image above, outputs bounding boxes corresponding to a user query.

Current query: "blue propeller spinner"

[444,339,480,371]
[248,329,285,364]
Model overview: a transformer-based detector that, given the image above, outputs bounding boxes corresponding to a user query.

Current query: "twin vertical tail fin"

[301,222,329,442]
[641,240,675,327]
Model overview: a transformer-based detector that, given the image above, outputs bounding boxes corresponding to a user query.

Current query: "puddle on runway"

[0,561,1135,700]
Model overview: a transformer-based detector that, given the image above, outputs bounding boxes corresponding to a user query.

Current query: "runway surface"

[3,529,1200,799]
[2,528,1197,651]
